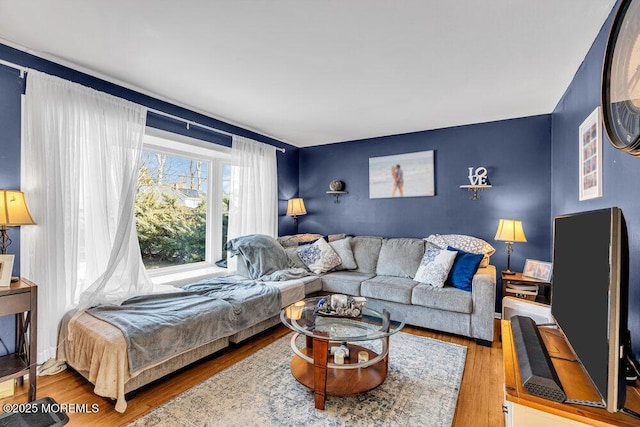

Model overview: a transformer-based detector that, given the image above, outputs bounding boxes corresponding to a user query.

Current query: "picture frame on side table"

[578,107,603,201]
[523,259,552,282]
[0,254,14,287]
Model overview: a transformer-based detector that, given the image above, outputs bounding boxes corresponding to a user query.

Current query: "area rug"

[129,332,467,427]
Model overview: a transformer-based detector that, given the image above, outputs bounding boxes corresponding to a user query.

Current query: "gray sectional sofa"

[238,235,497,344]
[61,232,496,412]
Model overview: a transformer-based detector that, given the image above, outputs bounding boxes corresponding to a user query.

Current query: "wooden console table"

[502,320,640,426]
[0,279,37,402]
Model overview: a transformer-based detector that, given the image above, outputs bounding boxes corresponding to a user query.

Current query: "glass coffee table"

[280,296,405,410]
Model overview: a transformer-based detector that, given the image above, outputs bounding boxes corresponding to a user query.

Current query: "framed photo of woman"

[368,150,435,199]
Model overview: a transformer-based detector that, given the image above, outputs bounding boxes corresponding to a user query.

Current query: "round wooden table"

[280,296,405,410]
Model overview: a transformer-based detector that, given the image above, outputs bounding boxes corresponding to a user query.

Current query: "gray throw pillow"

[329,237,358,270]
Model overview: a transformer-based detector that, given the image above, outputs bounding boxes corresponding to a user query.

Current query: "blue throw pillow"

[446,246,483,292]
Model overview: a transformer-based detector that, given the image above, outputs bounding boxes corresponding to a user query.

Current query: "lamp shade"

[286,198,307,217]
[0,190,35,226]
[494,219,526,243]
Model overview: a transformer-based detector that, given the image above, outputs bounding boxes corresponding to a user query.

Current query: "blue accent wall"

[298,115,553,311]
[551,2,640,360]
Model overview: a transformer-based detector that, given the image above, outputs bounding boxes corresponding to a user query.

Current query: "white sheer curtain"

[227,135,278,243]
[21,70,153,362]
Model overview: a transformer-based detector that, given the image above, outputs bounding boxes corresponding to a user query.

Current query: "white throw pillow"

[414,246,458,288]
[297,238,343,274]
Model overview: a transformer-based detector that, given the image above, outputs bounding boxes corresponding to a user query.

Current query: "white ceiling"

[0,1,616,148]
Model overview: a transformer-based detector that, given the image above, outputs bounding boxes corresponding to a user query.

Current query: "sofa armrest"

[470,265,497,342]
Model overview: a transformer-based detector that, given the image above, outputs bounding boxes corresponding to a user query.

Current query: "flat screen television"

[551,207,628,412]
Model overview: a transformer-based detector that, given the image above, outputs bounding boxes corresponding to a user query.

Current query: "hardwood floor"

[0,319,505,426]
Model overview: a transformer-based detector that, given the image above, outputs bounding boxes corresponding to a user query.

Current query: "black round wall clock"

[602,0,640,156]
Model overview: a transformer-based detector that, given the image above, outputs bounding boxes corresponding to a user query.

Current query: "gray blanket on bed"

[88,277,281,373]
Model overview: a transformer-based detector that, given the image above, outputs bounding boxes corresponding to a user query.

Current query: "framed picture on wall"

[578,107,603,201]
[523,259,552,282]
[0,254,14,287]
[369,150,435,199]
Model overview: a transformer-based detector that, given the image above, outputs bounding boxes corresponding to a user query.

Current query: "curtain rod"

[0,58,286,154]
[146,109,286,153]
[0,58,26,77]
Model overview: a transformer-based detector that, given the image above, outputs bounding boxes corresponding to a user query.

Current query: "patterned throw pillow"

[297,238,343,274]
[414,246,458,288]
[425,234,495,268]
[284,247,310,271]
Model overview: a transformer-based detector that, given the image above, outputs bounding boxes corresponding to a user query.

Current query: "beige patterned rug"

[129,332,466,427]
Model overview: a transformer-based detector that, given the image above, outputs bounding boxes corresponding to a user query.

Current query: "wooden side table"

[0,278,37,402]
[502,272,551,305]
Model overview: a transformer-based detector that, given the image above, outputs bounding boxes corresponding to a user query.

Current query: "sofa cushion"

[414,246,457,288]
[297,238,342,274]
[361,276,419,305]
[446,246,483,292]
[321,271,374,295]
[351,236,383,274]
[375,238,425,278]
[329,237,357,270]
[425,234,495,268]
[411,284,473,314]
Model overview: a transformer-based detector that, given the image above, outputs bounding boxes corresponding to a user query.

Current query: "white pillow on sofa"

[414,246,458,288]
[297,238,343,274]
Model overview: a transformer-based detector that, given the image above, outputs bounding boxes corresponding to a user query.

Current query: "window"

[221,164,231,260]
[135,129,232,278]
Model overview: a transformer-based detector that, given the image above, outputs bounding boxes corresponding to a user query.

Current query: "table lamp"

[286,198,306,225]
[494,218,527,275]
[0,190,36,254]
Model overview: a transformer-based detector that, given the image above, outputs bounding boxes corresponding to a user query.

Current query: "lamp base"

[10,276,19,283]
[502,270,516,276]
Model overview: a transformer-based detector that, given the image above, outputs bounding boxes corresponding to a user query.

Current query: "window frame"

[140,127,232,283]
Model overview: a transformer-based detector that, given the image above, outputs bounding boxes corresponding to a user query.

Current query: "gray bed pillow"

[226,234,291,279]
[329,237,357,270]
